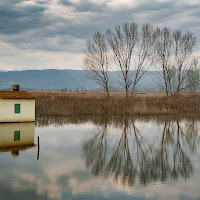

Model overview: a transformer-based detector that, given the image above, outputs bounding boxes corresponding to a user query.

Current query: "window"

[14,131,20,141]
[15,104,20,114]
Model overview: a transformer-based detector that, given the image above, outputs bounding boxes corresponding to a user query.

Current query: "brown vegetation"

[36,114,200,128]
[31,91,200,117]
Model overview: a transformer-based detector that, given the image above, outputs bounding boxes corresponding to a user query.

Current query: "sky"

[0,0,200,71]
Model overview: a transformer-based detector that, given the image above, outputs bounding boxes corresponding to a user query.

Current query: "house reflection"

[0,122,35,156]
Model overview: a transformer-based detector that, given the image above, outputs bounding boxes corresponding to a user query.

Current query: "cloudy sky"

[0,0,200,71]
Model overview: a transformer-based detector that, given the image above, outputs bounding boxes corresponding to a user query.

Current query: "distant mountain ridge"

[0,69,159,91]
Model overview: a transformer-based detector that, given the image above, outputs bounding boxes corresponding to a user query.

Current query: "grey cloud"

[0,0,48,34]
[0,0,200,54]
[58,0,200,38]
[60,0,108,12]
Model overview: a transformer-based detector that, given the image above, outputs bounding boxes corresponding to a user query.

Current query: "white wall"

[0,99,35,122]
[0,122,35,147]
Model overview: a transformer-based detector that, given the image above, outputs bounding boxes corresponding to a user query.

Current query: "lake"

[0,116,200,200]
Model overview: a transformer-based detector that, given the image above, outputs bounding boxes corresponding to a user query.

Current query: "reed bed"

[36,114,200,128]
[31,91,200,117]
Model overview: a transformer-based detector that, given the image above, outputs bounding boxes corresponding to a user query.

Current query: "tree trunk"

[106,87,110,99]
[126,87,129,99]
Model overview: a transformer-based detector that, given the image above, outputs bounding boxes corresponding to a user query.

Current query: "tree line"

[83,22,199,98]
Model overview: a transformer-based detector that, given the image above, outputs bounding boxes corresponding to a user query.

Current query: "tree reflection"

[105,118,136,186]
[152,121,193,182]
[83,118,200,186]
[83,122,108,176]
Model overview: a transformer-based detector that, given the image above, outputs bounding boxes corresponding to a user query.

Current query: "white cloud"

[107,0,141,10]
[0,0,200,70]
[0,41,84,70]
[156,0,172,3]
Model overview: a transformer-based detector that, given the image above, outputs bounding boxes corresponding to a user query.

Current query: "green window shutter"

[14,131,20,141]
[15,104,20,114]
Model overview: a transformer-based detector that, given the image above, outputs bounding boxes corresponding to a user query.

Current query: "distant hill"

[0,69,160,91]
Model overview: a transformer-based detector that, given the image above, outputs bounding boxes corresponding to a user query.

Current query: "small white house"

[0,85,36,122]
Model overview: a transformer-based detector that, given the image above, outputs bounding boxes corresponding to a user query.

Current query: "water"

[0,116,200,200]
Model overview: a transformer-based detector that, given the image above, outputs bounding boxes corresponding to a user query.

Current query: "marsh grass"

[31,91,200,117]
[36,114,200,128]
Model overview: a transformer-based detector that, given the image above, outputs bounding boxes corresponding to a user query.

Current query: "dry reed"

[31,91,200,117]
[36,114,200,128]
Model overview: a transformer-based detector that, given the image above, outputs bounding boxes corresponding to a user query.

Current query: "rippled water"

[0,116,200,200]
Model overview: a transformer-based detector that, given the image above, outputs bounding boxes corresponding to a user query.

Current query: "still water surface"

[0,116,200,200]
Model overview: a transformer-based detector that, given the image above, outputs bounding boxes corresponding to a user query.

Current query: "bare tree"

[106,22,138,99]
[154,28,197,96]
[173,30,197,93]
[83,32,110,98]
[84,24,198,97]
[154,27,173,96]
[187,59,200,93]
[131,24,158,96]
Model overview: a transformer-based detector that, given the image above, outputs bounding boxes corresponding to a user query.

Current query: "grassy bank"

[31,91,200,116]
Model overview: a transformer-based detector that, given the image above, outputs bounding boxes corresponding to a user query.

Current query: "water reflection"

[83,117,200,186]
[0,116,200,200]
[0,123,36,156]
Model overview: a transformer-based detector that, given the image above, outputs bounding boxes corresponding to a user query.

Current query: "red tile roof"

[0,91,36,99]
